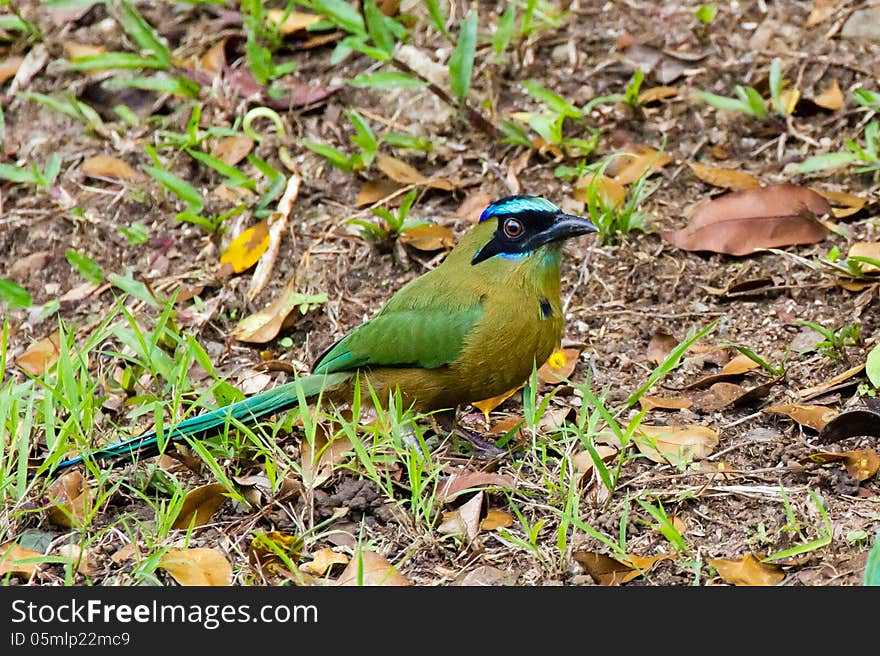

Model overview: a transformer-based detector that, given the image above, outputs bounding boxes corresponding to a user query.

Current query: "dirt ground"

[1,1,879,586]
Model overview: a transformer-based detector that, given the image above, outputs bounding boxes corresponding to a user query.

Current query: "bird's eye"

[503,218,524,239]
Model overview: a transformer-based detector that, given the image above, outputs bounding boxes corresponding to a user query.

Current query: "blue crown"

[479,195,560,223]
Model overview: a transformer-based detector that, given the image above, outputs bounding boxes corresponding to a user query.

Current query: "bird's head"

[471,195,598,266]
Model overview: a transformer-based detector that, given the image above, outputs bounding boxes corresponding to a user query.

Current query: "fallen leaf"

[798,364,865,401]
[647,331,678,365]
[572,445,617,480]
[813,78,844,111]
[611,145,672,185]
[81,155,139,182]
[299,547,349,576]
[248,173,300,300]
[620,43,704,84]
[159,547,233,586]
[63,42,106,59]
[232,274,326,343]
[480,509,514,531]
[799,449,880,481]
[813,189,867,218]
[455,192,492,222]
[639,395,693,411]
[437,470,516,502]
[211,136,254,166]
[472,385,522,420]
[538,347,580,384]
[687,161,761,190]
[778,87,800,115]
[634,424,719,465]
[700,277,777,298]
[300,433,353,489]
[249,531,303,577]
[684,352,762,389]
[709,554,785,585]
[763,404,839,431]
[452,564,517,585]
[45,470,90,528]
[110,543,137,564]
[15,330,61,376]
[438,492,483,542]
[171,483,229,530]
[572,173,626,208]
[663,184,831,255]
[266,8,323,34]
[574,551,673,585]
[637,85,679,104]
[375,153,454,190]
[488,415,524,436]
[0,56,24,84]
[220,219,270,273]
[848,242,880,273]
[398,224,456,251]
[0,541,44,578]
[56,543,100,577]
[356,178,405,206]
[336,550,411,586]
[197,39,227,78]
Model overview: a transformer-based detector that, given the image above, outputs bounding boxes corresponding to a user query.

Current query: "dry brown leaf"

[637,85,679,104]
[647,331,678,365]
[248,173,300,300]
[0,56,24,84]
[488,415,524,436]
[56,543,100,577]
[639,395,693,411]
[813,79,844,111]
[398,224,456,251]
[249,531,303,576]
[171,483,229,530]
[694,382,748,411]
[684,352,761,389]
[848,242,880,273]
[480,509,514,531]
[356,178,405,206]
[299,547,349,576]
[300,433,353,489]
[110,543,137,564]
[611,145,672,185]
[438,492,483,542]
[797,364,865,401]
[805,0,843,28]
[63,42,106,59]
[778,88,800,115]
[81,154,139,182]
[452,564,517,586]
[46,470,90,528]
[220,219,270,273]
[537,347,580,384]
[455,192,492,221]
[232,274,317,343]
[687,161,761,190]
[375,153,454,190]
[16,330,61,376]
[472,384,522,420]
[813,189,867,218]
[336,550,411,586]
[199,39,227,77]
[437,470,516,502]
[574,551,673,585]
[663,184,831,255]
[159,547,233,586]
[211,136,254,166]
[634,424,719,465]
[266,8,322,34]
[572,173,626,208]
[709,554,785,585]
[763,404,839,431]
[0,541,44,578]
[571,445,617,480]
[800,449,880,481]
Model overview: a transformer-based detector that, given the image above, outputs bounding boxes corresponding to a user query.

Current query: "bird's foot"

[452,425,506,458]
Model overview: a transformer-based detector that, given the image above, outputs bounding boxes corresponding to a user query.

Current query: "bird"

[52,195,597,472]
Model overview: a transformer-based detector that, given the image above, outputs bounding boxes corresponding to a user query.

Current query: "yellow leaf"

[634,424,719,465]
[813,78,844,111]
[63,42,106,59]
[172,483,229,530]
[0,56,24,84]
[81,155,140,182]
[612,145,672,184]
[721,352,762,375]
[266,9,323,34]
[232,274,321,343]
[0,541,44,578]
[763,404,839,431]
[376,153,454,190]
[572,173,626,208]
[573,551,673,585]
[159,547,233,586]
[813,189,866,218]
[709,554,785,586]
[45,470,91,528]
[15,331,61,376]
[335,550,411,586]
[220,219,270,273]
[847,242,880,273]
[800,449,880,481]
[480,509,514,531]
[249,531,303,576]
[779,88,800,115]
[299,547,349,575]
[537,347,580,384]
[398,224,456,251]
[687,161,761,190]
[637,86,679,104]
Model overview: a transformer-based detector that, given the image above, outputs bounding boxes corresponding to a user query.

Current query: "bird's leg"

[432,409,506,458]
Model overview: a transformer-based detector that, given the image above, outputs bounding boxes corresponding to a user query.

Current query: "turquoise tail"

[53,372,351,472]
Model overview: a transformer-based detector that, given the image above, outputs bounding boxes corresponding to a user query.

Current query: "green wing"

[313,305,483,374]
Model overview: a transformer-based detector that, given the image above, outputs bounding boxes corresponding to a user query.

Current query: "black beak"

[532,212,598,248]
